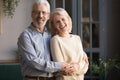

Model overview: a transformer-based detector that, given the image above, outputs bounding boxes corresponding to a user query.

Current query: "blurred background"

[0,0,120,80]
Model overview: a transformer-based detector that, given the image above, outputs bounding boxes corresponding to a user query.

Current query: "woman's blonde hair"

[50,8,72,36]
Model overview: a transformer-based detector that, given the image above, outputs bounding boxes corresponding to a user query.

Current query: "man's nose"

[38,12,44,17]
[39,12,43,17]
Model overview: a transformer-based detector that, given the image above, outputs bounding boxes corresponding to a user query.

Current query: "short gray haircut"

[32,0,50,13]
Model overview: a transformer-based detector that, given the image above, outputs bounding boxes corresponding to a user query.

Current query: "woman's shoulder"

[51,35,60,41]
[71,34,80,38]
[52,35,59,38]
[71,34,82,42]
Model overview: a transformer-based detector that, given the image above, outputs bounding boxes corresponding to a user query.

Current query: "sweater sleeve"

[78,52,89,75]
[76,35,89,75]
[50,37,64,62]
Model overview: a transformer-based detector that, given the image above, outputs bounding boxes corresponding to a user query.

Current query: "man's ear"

[31,12,34,19]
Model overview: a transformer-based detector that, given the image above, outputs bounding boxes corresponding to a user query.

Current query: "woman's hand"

[61,62,76,75]
[61,62,79,75]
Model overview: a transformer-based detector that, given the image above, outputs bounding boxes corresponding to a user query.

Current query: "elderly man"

[17,0,73,80]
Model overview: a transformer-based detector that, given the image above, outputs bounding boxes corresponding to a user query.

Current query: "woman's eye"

[56,21,60,24]
[62,18,65,21]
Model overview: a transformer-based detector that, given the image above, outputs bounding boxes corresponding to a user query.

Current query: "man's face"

[32,4,49,28]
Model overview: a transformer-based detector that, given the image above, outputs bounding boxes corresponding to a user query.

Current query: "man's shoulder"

[21,28,30,35]
[19,26,32,38]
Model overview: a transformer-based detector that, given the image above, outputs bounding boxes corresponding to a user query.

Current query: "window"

[77,0,102,80]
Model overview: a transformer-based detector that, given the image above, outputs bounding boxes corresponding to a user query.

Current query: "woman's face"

[53,14,69,34]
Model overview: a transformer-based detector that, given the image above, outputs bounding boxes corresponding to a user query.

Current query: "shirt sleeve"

[50,37,64,62]
[17,32,61,73]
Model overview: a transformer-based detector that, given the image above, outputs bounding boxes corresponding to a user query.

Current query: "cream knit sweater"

[50,34,88,80]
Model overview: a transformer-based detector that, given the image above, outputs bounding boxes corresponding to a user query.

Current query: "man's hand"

[83,54,89,65]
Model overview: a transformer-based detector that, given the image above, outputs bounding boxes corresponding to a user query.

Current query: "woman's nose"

[60,20,64,26]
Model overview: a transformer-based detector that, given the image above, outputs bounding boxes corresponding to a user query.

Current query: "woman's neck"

[58,32,70,37]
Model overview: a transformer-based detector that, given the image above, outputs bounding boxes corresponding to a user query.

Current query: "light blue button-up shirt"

[17,24,61,77]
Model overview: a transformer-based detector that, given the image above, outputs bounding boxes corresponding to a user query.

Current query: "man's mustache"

[36,17,43,20]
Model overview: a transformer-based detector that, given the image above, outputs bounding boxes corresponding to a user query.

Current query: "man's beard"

[34,17,47,28]
[34,22,46,28]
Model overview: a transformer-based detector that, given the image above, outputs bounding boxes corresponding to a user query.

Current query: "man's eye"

[33,11,47,15]
[42,12,45,14]
[42,11,47,15]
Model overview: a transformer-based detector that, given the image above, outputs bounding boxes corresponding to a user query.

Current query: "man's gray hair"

[32,0,50,13]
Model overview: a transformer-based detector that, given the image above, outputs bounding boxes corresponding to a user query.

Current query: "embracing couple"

[17,0,89,80]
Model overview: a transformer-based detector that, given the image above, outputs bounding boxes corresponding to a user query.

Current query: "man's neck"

[37,27,44,32]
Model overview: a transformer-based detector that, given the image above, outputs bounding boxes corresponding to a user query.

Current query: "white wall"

[0,0,34,62]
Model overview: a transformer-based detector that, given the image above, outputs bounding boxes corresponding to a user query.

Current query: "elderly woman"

[50,8,89,80]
